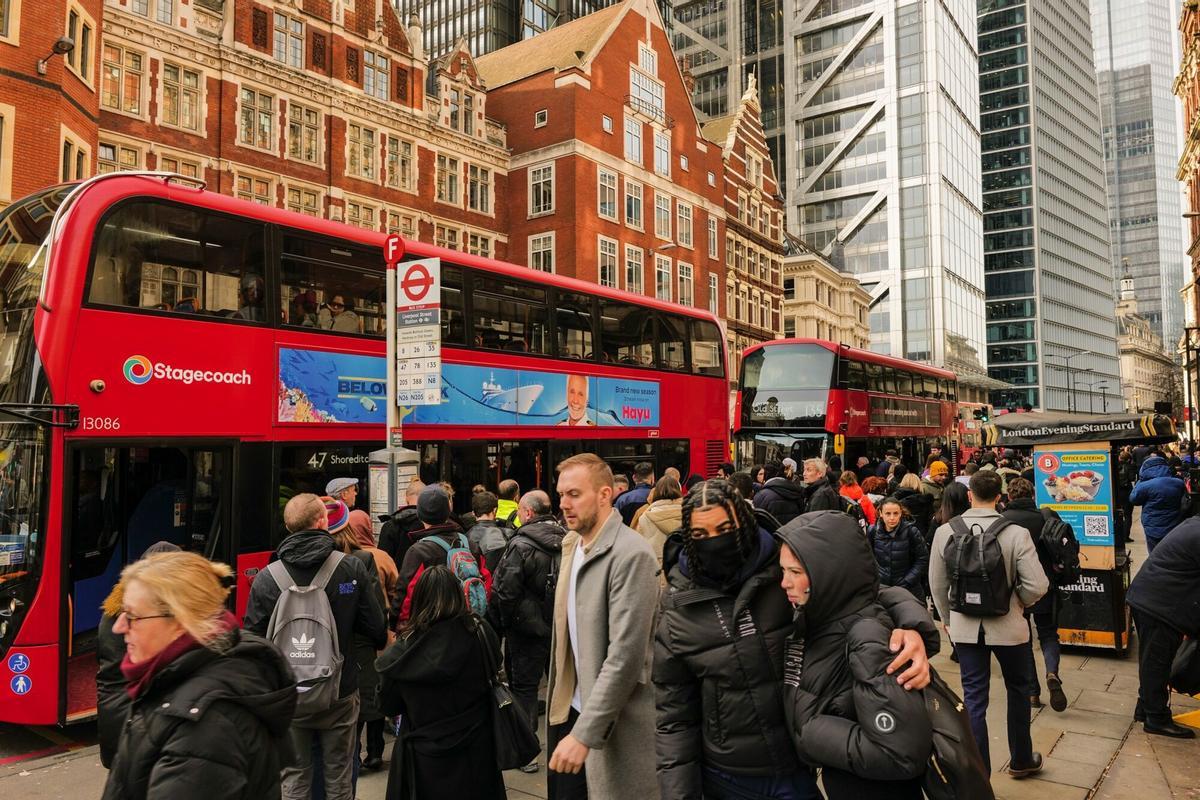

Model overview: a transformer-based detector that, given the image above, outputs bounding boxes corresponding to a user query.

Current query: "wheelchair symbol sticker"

[10,674,32,695]
[7,652,30,673]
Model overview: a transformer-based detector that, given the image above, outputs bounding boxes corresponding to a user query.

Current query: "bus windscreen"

[739,344,835,427]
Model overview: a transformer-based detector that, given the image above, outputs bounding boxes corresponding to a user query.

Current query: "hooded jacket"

[378,506,423,566]
[775,512,936,785]
[636,499,683,562]
[466,518,511,574]
[753,478,807,525]
[101,630,297,800]
[1126,517,1200,638]
[865,517,928,594]
[654,521,937,798]
[1130,455,1187,541]
[243,529,387,699]
[919,477,946,517]
[893,487,933,536]
[492,514,565,639]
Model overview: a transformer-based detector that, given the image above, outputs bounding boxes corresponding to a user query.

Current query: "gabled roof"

[475,4,625,89]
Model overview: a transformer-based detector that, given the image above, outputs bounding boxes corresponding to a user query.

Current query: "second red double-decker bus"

[0,173,729,725]
[733,339,958,469]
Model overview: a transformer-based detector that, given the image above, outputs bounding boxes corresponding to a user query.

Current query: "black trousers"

[548,706,588,800]
[1132,607,1185,724]
[355,718,384,761]
[508,633,551,732]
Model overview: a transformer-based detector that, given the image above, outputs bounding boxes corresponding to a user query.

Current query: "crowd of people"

[92,443,1199,800]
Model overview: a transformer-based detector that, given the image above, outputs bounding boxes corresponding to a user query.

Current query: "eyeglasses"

[119,609,174,625]
[328,302,344,309]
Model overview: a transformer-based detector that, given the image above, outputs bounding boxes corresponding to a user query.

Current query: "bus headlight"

[0,620,7,638]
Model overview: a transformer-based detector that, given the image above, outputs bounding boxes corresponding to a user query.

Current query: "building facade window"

[102,45,144,115]
[655,193,672,239]
[677,203,693,246]
[60,132,89,181]
[678,263,694,307]
[236,175,273,205]
[467,233,491,258]
[65,6,94,83]
[654,130,670,177]
[437,155,461,204]
[468,165,491,213]
[655,255,672,301]
[709,274,718,314]
[598,168,617,221]
[599,236,618,288]
[625,245,644,295]
[158,154,200,178]
[1,0,13,39]
[161,63,201,130]
[602,114,613,133]
[348,123,377,180]
[97,141,139,173]
[288,104,320,163]
[463,92,474,135]
[273,13,303,67]
[238,87,275,150]
[364,51,389,99]
[708,217,718,258]
[624,117,642,164]
[386,136,415,191]
[530,163,554,215]
[286,187,321,216]
[386,211,417,238]
[347,200,378,230]
[530,232,554,272]
[535,109,548,127]
[630,67,665,120]
[625,179,643,228]
[784,316,795,337]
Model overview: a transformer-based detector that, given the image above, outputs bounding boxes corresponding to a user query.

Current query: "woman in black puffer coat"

[865,498,928,598]
[776,512,939,799]
[102,552,296,800]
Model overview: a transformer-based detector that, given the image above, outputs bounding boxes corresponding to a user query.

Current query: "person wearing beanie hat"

[392,486,481,627]
[921,459,949,519]
[324,498,351,533]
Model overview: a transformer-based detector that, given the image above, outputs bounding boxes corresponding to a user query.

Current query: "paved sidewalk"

[2,522,1197,798]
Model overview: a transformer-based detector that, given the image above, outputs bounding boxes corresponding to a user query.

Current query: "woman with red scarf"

[101,551,297,800]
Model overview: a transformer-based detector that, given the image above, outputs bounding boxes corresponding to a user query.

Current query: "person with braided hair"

[654,480,936,800]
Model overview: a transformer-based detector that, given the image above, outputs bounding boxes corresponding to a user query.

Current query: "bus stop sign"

[391,258,441,407]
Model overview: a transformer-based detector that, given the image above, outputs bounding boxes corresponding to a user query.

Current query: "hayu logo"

[122,354,252,386]
[290,633,317,659]
[622,405,651,423]
[123,355,153,385]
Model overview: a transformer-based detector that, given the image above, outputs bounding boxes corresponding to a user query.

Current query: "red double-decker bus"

[733,339,958,470]
[0,173,728,725]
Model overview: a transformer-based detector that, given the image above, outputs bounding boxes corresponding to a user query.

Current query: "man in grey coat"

[547,453,660,800]
[929,469,1049,778]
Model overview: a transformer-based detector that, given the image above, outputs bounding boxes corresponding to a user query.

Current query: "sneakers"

[519,760,541,773]
[1008,752,1044,778]
[1046,674,1067,712]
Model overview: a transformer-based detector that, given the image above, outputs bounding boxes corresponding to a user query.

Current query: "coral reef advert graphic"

[278,348,387,424]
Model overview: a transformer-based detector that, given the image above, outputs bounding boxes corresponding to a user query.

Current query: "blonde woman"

[101,552,296,800]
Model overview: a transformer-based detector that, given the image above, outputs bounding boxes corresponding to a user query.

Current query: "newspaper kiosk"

[981,412,1177,654]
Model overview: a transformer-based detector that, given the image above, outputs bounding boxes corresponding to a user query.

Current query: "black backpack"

[922,669,996,800]
[841,496,867,533]
[1038,511,1080,588]
[944,517,1012,617]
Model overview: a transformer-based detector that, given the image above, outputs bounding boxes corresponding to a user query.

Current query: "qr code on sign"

[1083,515,1109,540]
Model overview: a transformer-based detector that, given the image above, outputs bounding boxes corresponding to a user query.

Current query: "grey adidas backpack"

[265,551,345,717]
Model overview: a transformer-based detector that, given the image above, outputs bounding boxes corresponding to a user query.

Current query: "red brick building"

[1177,0,1200,433]
[476,0,727,315]
[700,75,784,385]
[0,0,102,204]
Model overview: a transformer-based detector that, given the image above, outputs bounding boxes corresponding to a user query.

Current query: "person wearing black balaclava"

[653,480,936,800]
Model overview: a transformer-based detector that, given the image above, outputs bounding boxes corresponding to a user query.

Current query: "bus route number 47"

[81,417,121,431]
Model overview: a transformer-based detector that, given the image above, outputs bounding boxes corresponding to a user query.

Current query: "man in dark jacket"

[752,460,807,525]
[1130,454,1187,552]
[493,489,566,771]
[801,458,841,512]
[393,485,473,625]
[654,479,936,800]
[377,478,424,566]
[466,490,510,574]
[615,461,655,524]
[1002,478,1068,713]
[875,449,900,478]
[1126,518,1200,738]
[244,493,387,800]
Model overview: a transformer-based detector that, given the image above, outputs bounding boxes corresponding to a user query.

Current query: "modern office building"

[1091,0,1187,349]
[671,0,787,195]
[394,0,617,59]
[786,0,992,388]
[977,0,1121,412]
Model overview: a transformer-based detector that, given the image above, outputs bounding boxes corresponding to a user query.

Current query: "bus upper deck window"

[690,319,724,377]
[599,301,652,366]
[472,277,548,355]
[556,292,595,360]
[280,234,385,337]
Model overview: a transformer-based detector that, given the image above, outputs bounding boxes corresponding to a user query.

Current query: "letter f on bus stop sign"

[385,235,404,269]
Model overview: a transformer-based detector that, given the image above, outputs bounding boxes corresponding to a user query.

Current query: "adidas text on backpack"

[265,551,345,717]
[432,533,490,617]
[944,517,1012,617]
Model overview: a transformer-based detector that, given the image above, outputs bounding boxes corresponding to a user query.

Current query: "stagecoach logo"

[122,355,252,387]
[290,633,317,659]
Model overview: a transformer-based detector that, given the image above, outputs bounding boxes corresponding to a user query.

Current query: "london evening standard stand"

[981,412,1177,655]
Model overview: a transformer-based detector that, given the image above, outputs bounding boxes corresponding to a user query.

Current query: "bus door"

[64,443,232,721]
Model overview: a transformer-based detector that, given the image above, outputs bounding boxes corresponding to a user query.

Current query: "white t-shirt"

[567,542,587,712]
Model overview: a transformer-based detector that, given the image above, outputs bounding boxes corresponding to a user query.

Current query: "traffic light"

[972,407,989,422]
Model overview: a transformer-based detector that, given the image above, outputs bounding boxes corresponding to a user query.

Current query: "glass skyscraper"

[395,0,618,59]
[977,0,1120,411]
[788,0,987,373]
[1091,0,1187,349]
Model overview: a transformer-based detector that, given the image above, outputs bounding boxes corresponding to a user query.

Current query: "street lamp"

[36,36,75,76]
[1045,349,1092,413]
